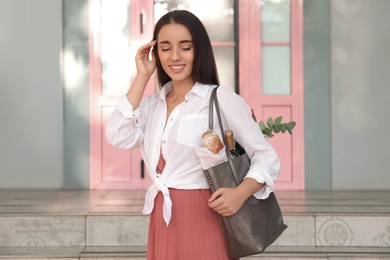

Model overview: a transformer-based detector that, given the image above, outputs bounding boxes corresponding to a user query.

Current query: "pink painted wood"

[89,0,153,189]
[238,0,304,190]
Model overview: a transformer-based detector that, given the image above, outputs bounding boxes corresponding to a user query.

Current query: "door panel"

[89,0,153,189]
[262,105,293,183]
[102,107,132,183]
[239,0,304,190]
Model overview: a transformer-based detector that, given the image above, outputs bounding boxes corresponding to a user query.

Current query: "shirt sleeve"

[216,86,281,200]
[105,95,145,149]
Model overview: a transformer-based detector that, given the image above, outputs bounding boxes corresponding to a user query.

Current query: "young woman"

[105,10,280,260]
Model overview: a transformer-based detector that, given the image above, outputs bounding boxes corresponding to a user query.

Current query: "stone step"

[1,190,390,259]
[1,213,390,248]
[0,246,390,259]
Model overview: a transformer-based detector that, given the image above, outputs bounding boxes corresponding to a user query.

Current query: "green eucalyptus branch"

[258,116,296,138]
[233,113,295,155]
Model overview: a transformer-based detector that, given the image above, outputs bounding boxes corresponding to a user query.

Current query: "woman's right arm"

[105,40,157,149]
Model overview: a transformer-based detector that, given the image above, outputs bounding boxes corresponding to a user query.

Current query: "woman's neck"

[168,79,195,99]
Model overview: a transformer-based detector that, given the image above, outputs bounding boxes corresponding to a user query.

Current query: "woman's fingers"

[208,187,245,216]
[151,46,156,63]
[137,40,156,59]
[135,40,157,76]
[208,188,223,203]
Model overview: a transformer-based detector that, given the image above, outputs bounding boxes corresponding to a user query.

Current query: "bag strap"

[208,87,216,129]
[209,87,239,184]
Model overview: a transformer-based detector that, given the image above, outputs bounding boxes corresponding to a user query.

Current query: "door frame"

[238,0,305,189]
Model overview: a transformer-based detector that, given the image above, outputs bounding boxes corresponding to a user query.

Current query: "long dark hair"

[153,10,220,87]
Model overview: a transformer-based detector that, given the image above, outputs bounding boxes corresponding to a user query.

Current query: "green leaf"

[287,121,296,130]
[274,116,283,125]
[273,124,281,133]
[280,124,287,133]
[266,118,274,128]
[262,128,273,138]
[259,121,267,131]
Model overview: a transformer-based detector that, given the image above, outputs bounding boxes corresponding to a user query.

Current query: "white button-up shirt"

[105,82,280,225]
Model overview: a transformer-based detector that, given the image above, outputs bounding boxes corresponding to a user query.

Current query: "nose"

[171,47,181,61]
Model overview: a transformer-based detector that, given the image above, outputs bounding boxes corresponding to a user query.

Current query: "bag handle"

[209,87,240,184]
[208,87,217,130]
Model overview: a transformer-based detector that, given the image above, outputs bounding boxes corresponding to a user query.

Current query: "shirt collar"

[190,82,209,98]
[158,82,172,101]
[158,81,210,101]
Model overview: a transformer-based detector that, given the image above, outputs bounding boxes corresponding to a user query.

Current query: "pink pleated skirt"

[146,188,238,260]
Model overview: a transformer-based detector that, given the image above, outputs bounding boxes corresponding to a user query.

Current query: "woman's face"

[157,23,194,86]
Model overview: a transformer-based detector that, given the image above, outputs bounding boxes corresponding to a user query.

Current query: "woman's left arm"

[208,86,280,216]
[208,178,264,216]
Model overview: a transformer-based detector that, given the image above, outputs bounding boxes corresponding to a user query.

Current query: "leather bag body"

[203,87,287,258]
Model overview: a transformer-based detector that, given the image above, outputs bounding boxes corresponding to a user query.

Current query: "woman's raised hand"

[126,40,157,109]
[135,40,157,78]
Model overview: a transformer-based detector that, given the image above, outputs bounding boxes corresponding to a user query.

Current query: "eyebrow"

[159,40,193,44]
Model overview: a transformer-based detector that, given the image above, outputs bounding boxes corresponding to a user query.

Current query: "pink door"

[89,0,304,190]
[89,0,154,189]
[238,0,304,189]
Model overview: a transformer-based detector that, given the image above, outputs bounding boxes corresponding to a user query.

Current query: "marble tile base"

[0,216,85,247]
[86,216,149,246]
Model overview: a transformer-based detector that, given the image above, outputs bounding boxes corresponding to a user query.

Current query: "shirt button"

[170,118,174,121]
[162,140,166,144]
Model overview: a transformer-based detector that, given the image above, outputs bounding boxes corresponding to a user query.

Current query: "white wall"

[0,0,63,188]
[331,0,390,189]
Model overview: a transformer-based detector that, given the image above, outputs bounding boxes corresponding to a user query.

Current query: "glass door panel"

[154,0,234,42]
[261,0,291,42]
[101,0,132,96]
[262,46,291,95]
[154,0,237,89]
[213,46,235,89]
[261,0,291,95]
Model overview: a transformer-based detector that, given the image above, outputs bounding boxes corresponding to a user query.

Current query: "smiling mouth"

[170,65,184,70]
[169,65,185,73]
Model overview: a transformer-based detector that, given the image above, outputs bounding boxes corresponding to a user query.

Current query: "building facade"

[0,0,389,191]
